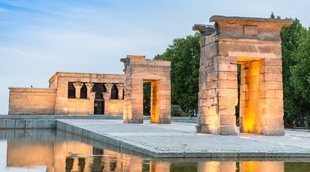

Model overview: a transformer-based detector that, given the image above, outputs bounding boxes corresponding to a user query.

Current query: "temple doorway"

[94,92,105,115]
[238,59,262,134]
[143,80,160,123]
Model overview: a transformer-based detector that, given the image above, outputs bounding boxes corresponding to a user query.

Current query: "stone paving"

[56,119,310,158]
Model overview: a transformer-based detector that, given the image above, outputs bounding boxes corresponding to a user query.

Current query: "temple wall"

[66,99,91,115]
[52,73,124,115]
[9,88,56,115]
[108,99,124,115]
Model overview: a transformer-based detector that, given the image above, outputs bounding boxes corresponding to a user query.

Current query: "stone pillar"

[150,162,170,172]
[85,82,94,99]
[73,82,83,99]
[105,83,113,99]
[240,161,284,172]
[196,33,222,134]
[89,92,95,114]
[103,92,109,114]
[260,58,285,135]
[217,56,239,135]
[198,161,220,172]
[116,83,124,99]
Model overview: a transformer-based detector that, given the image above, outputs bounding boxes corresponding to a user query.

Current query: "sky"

[0,0,309,114]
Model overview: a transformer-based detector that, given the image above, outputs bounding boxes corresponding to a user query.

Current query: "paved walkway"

[56,119,310,158]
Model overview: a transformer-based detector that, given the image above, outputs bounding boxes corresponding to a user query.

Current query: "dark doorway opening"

[236,64,241,126]
[94,92,104,115]
[143,82,151,116]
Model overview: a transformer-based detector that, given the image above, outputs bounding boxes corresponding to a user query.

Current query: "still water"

[0,129,309,172]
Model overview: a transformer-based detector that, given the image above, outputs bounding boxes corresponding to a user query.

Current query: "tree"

[155,33,200,114]
[290,28,310,127]
[280,18,308,127]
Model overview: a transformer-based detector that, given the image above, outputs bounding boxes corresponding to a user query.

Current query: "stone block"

[219,97,238,106]
[220,115,236,125]
[262,117,284,126]
[261,126,284,136]
[200,115,220,125]
[264,74,282,81]
[197,124,219,134]
[6,119,16,128]
[264,66,282,74]
[244,25,258,35]
[218,80,238,89]
[219,125,238,135]
[218,89,238,97]
[264,82,283,90]
[219,63,237,72]
[264,58,282,66]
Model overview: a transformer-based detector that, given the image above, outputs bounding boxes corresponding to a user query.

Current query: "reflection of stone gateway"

[194,16,292,135]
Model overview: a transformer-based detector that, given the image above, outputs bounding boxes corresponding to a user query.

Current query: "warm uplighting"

[150,80,160,123]
[239,60,261,134]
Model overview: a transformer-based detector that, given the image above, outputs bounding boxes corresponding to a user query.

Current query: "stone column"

[73,82,83,99]
[150,162,170,172]
[89,92,95,114]
[103,92,109,114]
[105,83,113,99]
[116,83,124,99]
[85,82,94,99]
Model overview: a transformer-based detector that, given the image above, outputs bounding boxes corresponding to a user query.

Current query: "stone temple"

[194,16,292,135]
[9,55,171,124]
[9,15,291,136]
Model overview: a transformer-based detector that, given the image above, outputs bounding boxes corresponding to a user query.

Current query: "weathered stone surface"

[195,15,291,136]
[9,72,125,115]
[9,88,57,115]
[122,55,171,124]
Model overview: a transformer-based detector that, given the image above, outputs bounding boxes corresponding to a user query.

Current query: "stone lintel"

[208,15,292,42]
[123,55,171,68]
[210,15,293,25]
[9,88,57,93]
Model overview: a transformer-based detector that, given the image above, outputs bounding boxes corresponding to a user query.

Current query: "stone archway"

[194,15,292,135]
[121,55,171,124]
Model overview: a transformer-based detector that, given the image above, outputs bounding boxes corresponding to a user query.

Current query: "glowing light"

[238,60,261,134]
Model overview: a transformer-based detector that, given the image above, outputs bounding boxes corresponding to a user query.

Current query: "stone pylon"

[194,16,292,135]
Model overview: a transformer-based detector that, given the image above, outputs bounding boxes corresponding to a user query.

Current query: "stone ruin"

[121,55,171,124]
[194,16,292,135]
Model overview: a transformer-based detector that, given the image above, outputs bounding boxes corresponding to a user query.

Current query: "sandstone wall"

[52,72,124,115]
[108,99,124,115]
[9,88,56,115]
[196,16,291,135]
[122,55,171,124]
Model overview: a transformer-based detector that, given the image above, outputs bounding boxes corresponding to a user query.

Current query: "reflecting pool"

[0,129,309,172]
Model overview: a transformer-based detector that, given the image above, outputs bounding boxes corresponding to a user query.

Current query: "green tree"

[280,18,308,127]
[155,33,200,114]
[290,28,310,127]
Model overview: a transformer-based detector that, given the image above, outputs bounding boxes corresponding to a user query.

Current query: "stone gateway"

[194,16,292,135]
[121,55,171,124]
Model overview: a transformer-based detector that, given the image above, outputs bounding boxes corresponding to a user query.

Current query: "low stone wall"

[9,88,57,115]
[0,115,121,129]
[0,115,196,129]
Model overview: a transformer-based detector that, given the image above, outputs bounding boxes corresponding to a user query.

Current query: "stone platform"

[56,119,310,158]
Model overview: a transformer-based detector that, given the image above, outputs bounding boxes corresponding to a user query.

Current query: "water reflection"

[0,130,309,172]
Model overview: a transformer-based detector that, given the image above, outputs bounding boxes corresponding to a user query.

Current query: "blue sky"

[0,0,309,114]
